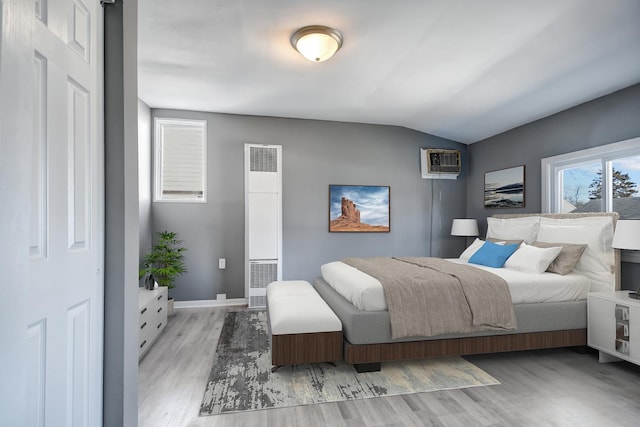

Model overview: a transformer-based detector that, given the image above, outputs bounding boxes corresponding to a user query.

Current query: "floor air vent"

[250,146,278,173]
[249,295,267,308]
[250,262,277,288]
[245,144,282,309]
[248,261,277,308]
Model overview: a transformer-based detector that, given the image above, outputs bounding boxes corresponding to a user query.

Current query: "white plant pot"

[167,297,175,316]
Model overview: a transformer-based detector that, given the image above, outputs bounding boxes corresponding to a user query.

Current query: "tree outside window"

[561,154,640,220]
[588,168,638,200]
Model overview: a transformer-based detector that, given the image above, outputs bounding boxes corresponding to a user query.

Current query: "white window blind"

[154,119,206,202]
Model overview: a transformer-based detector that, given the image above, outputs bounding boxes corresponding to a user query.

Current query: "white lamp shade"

[291,26,343,62]
[612,220,640,250]
[451,219,479,237]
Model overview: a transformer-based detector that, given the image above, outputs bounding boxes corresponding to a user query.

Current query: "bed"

[314,212,621,372]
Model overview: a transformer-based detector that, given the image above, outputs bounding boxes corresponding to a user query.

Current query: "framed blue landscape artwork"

[484,165,525,208]
[329,185,390,232]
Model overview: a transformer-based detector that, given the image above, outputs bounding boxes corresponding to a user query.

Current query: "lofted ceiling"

[138,0,640,144]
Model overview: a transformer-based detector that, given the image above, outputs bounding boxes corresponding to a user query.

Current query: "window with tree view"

[611,157,640,218]
[542,138,640,220]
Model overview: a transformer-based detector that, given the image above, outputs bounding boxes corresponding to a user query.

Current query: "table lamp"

[451,219,479,247]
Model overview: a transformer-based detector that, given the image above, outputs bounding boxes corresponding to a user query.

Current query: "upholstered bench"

[266,280,343,370]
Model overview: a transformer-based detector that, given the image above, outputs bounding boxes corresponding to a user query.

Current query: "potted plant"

[139,230,187,316]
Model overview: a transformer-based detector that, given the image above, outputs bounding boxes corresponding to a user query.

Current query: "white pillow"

[504,243,562,274]
[573,247,614,291]
[486,217,541,244]
[537,217,614,268]
[321,262,387,311]
[459,238,484,261]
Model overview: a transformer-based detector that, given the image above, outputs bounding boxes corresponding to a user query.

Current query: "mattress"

[320,258,591,311]
[313,276,587,345]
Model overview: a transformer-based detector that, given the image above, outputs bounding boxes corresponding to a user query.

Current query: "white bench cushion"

[267,281,342,335]
[266,280,316,300]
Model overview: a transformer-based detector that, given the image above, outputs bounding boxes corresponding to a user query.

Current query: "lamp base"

[628,292,640,300]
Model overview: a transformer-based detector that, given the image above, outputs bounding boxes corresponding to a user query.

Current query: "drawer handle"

[157,322,163,329]
[157,307,163,313]
[140,322,147,330]
[140,307,147,315]
[140,340,147,349]
[157,295,163,301]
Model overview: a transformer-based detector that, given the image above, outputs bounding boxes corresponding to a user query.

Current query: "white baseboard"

[174,298,248,309]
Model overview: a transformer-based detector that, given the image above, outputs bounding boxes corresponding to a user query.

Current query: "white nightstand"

[138,287,168,360]
[588,291,640,365]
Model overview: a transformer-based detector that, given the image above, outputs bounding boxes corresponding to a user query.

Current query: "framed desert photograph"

[329,185,390,232]
[484,165,525,208]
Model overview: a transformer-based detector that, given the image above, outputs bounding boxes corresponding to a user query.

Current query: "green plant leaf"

[139,230,188,290]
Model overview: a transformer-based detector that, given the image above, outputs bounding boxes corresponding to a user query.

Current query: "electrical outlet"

[218,258,226,269]
[216,293,226,300]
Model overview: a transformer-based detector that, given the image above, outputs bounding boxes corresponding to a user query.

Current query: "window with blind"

[154,118,207,202]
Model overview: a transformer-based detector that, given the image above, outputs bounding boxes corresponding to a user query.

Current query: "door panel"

[67,78,91,251]
[27,320,47,427]
[31,52,49,260]
[25,0,104,425]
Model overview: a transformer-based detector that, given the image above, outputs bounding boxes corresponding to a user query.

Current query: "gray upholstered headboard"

[492,212,621,290]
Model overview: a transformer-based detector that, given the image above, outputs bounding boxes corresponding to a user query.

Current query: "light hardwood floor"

[139,307,640,426]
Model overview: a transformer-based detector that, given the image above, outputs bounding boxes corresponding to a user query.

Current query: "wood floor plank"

[139,307,640,426]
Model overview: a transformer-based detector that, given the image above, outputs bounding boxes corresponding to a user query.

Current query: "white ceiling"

[138,0,640,144]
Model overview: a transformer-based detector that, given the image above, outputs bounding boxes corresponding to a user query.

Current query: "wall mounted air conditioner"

[244,144,282,308]
[420,148,461,179]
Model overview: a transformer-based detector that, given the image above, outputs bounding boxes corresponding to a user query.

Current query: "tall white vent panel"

[245,144,282,308]
[248,193,279,259]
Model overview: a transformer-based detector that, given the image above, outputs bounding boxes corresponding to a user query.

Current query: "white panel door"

[26,1,104,426]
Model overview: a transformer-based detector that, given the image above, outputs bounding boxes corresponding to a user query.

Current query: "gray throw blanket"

[342,257,517,339]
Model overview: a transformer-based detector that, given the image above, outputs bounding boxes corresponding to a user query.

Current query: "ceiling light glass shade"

[451,219,479,237]
[612,220,640,250]
[291,26,343,62]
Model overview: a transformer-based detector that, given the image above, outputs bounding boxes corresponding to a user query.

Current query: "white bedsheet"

[320,259,592,312]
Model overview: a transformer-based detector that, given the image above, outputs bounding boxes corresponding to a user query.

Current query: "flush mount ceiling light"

[291,25,343,62]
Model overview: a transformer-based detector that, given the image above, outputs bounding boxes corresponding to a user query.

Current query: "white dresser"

[588,291,640,366]
[138,287,168,360]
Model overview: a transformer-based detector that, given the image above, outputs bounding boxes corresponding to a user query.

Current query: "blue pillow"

[468,241,520,268]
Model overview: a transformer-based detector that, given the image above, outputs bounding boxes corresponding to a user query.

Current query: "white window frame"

[541,136,640,262]
[154,118,207,203]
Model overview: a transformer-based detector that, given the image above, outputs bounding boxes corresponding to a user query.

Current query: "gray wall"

[103,1,140,425]
[138,100,152,264]
[151,110,468,301]
[622,263,640,292]
[467,83,640,290]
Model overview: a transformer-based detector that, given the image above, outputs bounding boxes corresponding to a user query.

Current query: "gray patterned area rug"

[199,310,499,416]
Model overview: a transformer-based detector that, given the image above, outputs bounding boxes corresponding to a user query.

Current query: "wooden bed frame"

[330,213,620,372]
[345,330,587,372]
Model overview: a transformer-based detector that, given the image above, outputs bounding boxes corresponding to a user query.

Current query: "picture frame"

[484,165,525,208]
[329,185,390,232]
